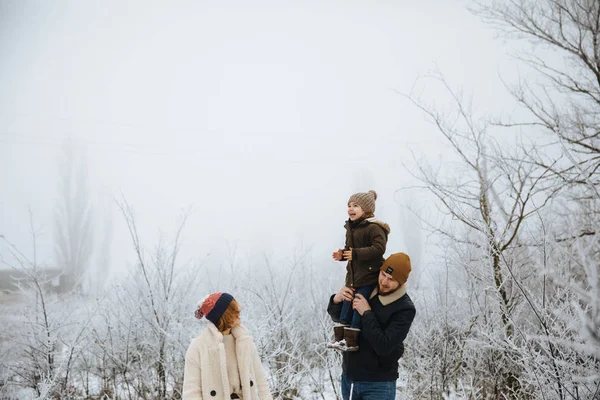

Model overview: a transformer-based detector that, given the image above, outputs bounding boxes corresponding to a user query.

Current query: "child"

[328,190,390,351]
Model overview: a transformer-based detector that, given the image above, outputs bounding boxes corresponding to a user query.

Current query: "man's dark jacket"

[327,286,416,381]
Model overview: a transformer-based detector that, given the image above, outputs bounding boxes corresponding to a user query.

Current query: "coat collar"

[206,322,222,338]
[369,284,407,306]
[204,323,251,342]
[344,217,391,233]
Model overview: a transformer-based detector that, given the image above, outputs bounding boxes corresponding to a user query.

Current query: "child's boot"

[327,323,348,350]
[343,327,360,352]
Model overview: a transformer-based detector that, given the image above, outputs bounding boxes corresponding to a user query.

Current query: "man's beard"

[378,284,399,296]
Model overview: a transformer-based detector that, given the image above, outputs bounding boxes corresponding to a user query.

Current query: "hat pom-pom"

[197,294,210,308]
[194,308,204,319]
[368,190,378,200]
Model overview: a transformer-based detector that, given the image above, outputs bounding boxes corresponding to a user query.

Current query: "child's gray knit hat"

[348,190,377,214]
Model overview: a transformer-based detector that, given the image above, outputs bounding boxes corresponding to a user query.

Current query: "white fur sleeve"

[251,342,273,400]
[182,341,203,400]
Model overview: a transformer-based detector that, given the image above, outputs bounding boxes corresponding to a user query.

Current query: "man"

[327,252,416,400]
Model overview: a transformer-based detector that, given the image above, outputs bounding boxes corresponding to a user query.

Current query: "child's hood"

[366,217,391,234]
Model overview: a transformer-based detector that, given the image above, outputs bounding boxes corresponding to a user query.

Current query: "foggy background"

[1,0,517,286]
[2,1,600,399]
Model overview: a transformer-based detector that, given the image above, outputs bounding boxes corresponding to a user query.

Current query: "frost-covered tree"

[54,139,93,292]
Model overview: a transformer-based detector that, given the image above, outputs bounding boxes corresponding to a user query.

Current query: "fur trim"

[218,342,230,397]
[365,217,391,233]
[201,323,230,397]
[204,321,224,342]
[231,325,251,340]
[369,287,378,300]
[378,284,407,306]
[369,284,407,305]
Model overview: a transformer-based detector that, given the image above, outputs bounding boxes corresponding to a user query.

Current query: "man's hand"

[332,249,343,261]
[352,293,371,315]
[333,286,355,304]
[343,248,353,261]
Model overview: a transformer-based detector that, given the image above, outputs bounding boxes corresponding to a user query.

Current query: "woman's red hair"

[216,299,240,332]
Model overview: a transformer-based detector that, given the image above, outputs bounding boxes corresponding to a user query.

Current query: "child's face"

[347,202,365,221]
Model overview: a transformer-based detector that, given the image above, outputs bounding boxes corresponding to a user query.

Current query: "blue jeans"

[341,374,396,400]
[339,284,375,329]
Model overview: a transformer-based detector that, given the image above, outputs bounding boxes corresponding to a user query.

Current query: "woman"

[183,292,273,400]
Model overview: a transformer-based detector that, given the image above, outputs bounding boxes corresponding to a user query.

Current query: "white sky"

[0,0,523,280]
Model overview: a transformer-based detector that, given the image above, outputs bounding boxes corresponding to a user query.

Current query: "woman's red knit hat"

[195,292,234,325]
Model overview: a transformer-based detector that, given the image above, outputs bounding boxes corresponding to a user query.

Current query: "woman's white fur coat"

[183,323,272,400]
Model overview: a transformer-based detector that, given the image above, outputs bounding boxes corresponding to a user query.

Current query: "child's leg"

[349,284,376,329]
[339,299,353,325]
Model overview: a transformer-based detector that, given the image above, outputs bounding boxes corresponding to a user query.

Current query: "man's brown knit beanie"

[380,252,411,286]
[348,190,377,215]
